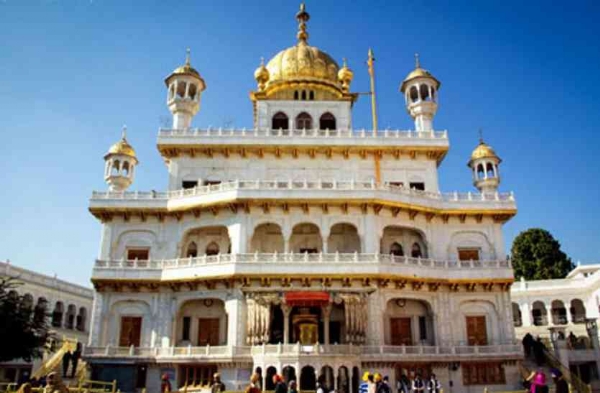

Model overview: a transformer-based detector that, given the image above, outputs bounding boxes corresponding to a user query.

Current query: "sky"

[1,0,599,286]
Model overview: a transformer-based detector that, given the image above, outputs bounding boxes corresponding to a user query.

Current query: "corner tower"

[400,54,440,132]
[104,127,137,191]
[468,137,502,192]
[250,3,357,131]
[165,49,206,129]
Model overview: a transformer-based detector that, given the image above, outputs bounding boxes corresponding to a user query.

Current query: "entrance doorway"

[301,366,316,391]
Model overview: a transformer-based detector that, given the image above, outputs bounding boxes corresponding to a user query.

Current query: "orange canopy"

[285,291,330,306]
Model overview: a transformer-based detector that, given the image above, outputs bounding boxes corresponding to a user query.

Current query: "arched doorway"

[319,366,334,391]
[512,303,522,327]
[328,223,360,253]
[532,301,547,326]
[351,367,360,393]
[551,300,567,325]
[266,367,278,391]
[571,299,587,323]
[290,223,322,253]
[300,366,316,391]
[283,366,297,384]
[337,366,349,393]
[251,223,284,253]
[385,298,434,345]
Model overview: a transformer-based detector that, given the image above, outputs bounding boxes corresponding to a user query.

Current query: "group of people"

[245,374,295,393]
[525,369,569,393]
[361,371,441,393]
[60,344,82,379]
[521,333,548,366]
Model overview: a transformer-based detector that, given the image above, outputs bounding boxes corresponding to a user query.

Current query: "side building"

[84,5,521,393]
[0,261,94,383]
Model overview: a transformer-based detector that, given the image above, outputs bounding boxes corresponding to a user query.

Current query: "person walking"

[528,370,548,393]
[426,374,441,393]
[70,344,81,378]
[245,373,261,393]
[359,372,371,393]
[522,333,534,358]
[411,374,425,393]
[288,380,298,393]
[397,374,411,393]
[211,373,226,393]
[378,376,391,393]
[551,369,568,393]
[160,373,172,393]
[61,351,72,378]
[274,374,288,393]
[316,382,325,393]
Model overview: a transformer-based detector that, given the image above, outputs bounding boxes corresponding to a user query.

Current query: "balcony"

[83,344,522,362]
[91,252,513,282]
[90,180,516,213]
[157,127,449,147]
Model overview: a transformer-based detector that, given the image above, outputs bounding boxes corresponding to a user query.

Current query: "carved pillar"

[89,292,105,346]
[282,303,292,344]
[323,303,332,344]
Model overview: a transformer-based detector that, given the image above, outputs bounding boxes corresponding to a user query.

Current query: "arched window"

[34,298,48,324]
[420,84,431,101]
[188,83,197,100]
[409,86,419,103]
[66,304,76,329]
[319,113,336,130]
[176,81,186,98]
[486,163,495,178]
[272,112,289,130]
[301,90,307,100]
[52,301,64,328]
[477,164,485,179]
[390,242,404,257]
[112,160,120,176]
[294,91,299,100]
[122,161,130,176]
[309,91,315,100]
[206,242,220,256]
[411,243,423,258]
[77,307,87,332]
[296,112,313,130]
[186,242,198,258]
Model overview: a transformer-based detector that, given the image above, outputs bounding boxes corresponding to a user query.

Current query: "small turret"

[400,54,440,132]
[104,126,137,191]
[165,49,206,129]
[468,136,502,193]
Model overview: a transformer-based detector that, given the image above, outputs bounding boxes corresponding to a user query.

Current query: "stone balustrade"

[91,252,512,282]
[83,343,522,361]
[90,180,515,210]
[158,127,448,140]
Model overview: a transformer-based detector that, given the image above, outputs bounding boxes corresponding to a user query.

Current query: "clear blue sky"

[1,1,599,286]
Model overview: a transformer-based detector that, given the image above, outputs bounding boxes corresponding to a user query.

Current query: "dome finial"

[478,128,484,144]
[122,125,127,140]
[415,53,421,69]
[296,3,310,43]
[185,48,191,66]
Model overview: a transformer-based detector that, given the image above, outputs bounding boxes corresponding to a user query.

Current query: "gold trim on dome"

[400,53,441,93]
[105,126,137,160]
[469,139,501,165]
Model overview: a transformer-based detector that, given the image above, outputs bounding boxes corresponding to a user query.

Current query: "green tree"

[0,278,52,362]
[511,228,575,280]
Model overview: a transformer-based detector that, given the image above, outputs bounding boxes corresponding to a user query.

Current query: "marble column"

[323,303,332,345]
[282,304,292,344]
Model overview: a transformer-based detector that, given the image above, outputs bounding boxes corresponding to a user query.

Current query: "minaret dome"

[165,49,206,129]
[104,126,138,191]
[400,54,440,132]
[468,136,502,193]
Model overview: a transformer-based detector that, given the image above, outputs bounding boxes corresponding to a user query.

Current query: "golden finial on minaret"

[296,3,310,43]
[121,125,127,140]
[185,48,191,66]
[414,52,421,69]
[479,128,484,144]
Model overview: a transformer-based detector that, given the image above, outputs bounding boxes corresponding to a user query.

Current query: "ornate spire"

[185,48,191,66]
[296,3,310,43]
[414,53,421,69]
[478,128,484,144]
[121,125,127,140]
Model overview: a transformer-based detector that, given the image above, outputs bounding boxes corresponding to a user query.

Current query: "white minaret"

[468,135,502,193]
[400,54,440,132]
[164,49,206,129]
[104,126,138,191]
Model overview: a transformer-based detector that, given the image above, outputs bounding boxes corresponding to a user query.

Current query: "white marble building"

[0,261,93,383]
[84,5,521,393]
[511,264,600,384]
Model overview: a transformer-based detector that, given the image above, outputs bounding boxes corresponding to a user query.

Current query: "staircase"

[32,337,78,380]
[520,348,591,393]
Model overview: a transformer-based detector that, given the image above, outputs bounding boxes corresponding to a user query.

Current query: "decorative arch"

[272,112,289,130]
[385,298,435,346]
[251,222,284,253]
[409,86,419,103]
[512,303,522,327]
[290,223,322,253]
[179,226,231,257]
[52,301,64,328]
[328,223,360,253]
[448,231,495,261]
[532,300,547,326]
[205,242,220,256]
[380,226,428,258]
[551,300,567,325]
[186,242,198,258]
[319,112,336,130]
[390,242,404,256]
[113,230,157,260]
[77,307,87,331]
[458,300,501,345]
[108,300,152,347]
[295,112,313,130]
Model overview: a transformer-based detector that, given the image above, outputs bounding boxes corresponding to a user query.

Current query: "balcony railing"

[93,252,510,271]
[158,127,448,140]
[91,180,515,204]
[83,343,522,359]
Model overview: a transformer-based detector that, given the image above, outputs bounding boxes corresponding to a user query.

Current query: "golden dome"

[260,4,343,95]
[469,140,501,165]
[106,128,137,160]
[265,42,341,90]
[400,54,440,93]
[254,58,270,91]
[165,49,205,86]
